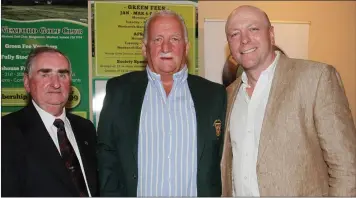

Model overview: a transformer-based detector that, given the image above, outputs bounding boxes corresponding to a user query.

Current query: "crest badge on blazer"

[213,119,222,138]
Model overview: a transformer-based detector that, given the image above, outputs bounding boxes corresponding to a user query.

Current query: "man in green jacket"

[97,10,227,196]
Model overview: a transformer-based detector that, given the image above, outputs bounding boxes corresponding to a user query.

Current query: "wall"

[198,1,356,123]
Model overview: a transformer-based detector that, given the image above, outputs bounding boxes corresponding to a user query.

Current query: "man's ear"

[142,40,147,57]
[269,26,275,45]
[23,73,31,93]
[185,41,190,57]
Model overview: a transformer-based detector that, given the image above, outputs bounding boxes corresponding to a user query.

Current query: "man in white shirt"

[2,47,98,197]
[221,5,356,196]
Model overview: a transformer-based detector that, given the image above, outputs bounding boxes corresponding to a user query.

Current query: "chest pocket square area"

[213,119,222,139]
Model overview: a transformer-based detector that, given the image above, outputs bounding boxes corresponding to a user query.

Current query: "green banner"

[1,5,89,118]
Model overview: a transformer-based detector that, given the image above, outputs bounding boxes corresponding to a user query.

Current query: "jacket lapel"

[66,114,94,195]
[128,72,148,163]
[222,77,241,166]
[257,55,295,165]
[187,75,208,166]
[22,103,78,195]
[221,78,241,196]
[225,78,242,134]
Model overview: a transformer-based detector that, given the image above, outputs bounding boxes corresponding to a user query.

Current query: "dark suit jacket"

[97,71,227,196]
[1,102,98,197]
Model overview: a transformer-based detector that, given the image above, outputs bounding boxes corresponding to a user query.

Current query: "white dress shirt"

[32,100,92,197]
[230,51,280,196]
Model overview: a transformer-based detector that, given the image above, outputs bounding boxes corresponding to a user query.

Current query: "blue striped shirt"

[137,66,197,196]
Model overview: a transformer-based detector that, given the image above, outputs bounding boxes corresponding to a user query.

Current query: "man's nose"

[50,75,61,88]
[161,40,172,52]
[241,32,251,45]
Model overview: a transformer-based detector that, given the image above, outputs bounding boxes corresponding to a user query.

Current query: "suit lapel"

[22,103,77,195]
[128,72,148,163]
[187,75,208,165]
[223,77,241,157]
[221,78,241,196]
[257,55,295,165]
[66,114,93,194]
[225,78,242,133]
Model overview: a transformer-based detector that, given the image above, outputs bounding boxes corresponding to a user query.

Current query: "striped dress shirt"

[137,66,197,196]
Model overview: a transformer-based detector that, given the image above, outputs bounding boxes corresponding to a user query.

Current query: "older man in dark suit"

[1,47,98,197]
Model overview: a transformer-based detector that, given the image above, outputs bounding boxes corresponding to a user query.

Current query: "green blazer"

[97,71,227,196]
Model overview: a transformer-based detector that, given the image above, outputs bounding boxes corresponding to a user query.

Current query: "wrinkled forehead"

[148,15,184,36]
[33,52,69,70]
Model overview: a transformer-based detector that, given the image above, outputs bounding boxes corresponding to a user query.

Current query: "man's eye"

[250,27,259,31]
[41,73,49,77]
[153,38,162,43]
[171,37,180,42]
[59,73,67,78]
[230,32,240,38]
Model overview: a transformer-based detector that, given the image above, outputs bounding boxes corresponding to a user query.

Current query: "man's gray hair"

[24,46,72,75]
[143,10,189,44]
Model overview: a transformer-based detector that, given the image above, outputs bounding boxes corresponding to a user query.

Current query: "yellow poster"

[94,2,196,77]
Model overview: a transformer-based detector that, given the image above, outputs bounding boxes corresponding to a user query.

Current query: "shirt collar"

[146,65,188,84]
[32,100,66,128]
[241,50,280,86]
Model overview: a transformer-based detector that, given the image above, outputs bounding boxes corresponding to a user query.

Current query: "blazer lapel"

[22,103,78,195]
[221,78,241,196]
[225,78,242,134]
[128,72,148,163]
[257,55,296,165]
[187,75,209,166]
[222,77,241,166]
[66,114,94,194]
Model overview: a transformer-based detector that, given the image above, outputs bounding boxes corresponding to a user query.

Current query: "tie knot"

[53,119,65,129]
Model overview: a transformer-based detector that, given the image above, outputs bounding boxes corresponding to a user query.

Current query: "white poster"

[203,19,310,84]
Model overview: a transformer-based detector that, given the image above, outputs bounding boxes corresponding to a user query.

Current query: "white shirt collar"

[32,100,66,128]
[146,65,188,84]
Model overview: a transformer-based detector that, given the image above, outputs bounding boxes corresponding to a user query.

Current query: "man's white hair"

[143,10,189,44]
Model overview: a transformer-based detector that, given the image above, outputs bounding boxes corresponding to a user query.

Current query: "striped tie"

[53,119,88,197]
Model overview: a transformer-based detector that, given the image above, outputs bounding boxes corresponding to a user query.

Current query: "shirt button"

[244,176,247,180]
[168,155,170,159]
[245,153,248,156]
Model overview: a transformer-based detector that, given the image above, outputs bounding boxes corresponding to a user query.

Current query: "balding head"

[225,5,271,33]
[224,5,276,75]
